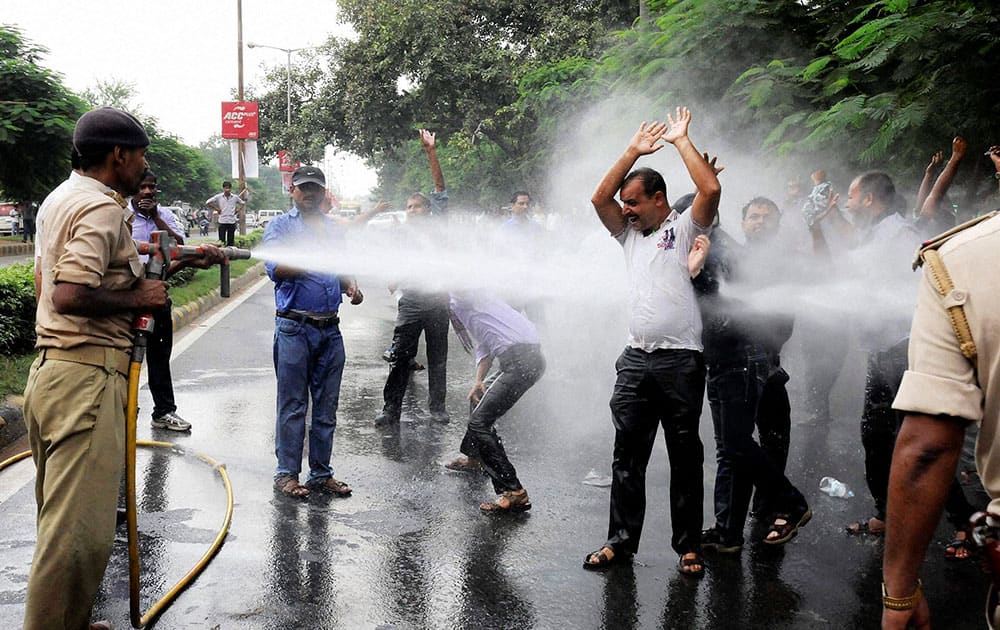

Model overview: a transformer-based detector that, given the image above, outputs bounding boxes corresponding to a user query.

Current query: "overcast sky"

[4,0,377,197]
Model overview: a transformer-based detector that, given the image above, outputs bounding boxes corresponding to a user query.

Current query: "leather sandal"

[274,475,310,499]
[583,546,632,571]
[480,489,531,513]
[307,477,353,497]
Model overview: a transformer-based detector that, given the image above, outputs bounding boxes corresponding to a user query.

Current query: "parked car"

[159,206,191,238]
[365,210,407,229]
[257,209,285,229]
[0,204,16,236]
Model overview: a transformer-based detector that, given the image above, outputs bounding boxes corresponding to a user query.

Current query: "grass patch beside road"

[168,259,261,305]
[0,354,34,400]
[0,260,262,399]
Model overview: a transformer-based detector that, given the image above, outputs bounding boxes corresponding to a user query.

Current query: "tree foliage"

[249,0,1000,209]
[250,1,637,208]
[0,25,86,202]
[82,78,224,205]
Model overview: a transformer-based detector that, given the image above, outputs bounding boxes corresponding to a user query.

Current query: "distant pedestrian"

[206,180,246,246]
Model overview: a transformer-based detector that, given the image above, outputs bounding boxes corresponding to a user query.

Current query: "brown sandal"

[274,475,310,498]
[480,489,531,513]
[307,476,352,496]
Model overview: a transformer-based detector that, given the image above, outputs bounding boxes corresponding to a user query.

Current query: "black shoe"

[429,409,450,423]
[701,527,743,553]
[375,409,400,426]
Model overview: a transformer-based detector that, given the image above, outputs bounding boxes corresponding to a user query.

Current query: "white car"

[365,210,407,229]
[0,205,16,236]
[257,209,285,228]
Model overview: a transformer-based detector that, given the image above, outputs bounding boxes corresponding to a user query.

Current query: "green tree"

[82,78,224,205]
[0,25,86,202]
[735,0,1000,181]
[249,1,639,207]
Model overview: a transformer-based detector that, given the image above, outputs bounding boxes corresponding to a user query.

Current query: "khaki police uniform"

[23,175,141,630]
[892,212,1000,515]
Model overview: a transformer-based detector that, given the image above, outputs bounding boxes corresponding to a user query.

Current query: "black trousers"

[147,304,176,419]
[606,347,705,556]
[218,223,236,246]
[460,344,545,493]
[862,342,974,523]
[382,293,449,415]
[708,357,806,542]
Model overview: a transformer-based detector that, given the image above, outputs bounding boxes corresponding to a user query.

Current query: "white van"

[257,209,285,228]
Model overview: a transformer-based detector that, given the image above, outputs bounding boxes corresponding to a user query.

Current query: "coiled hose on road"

[0,360,234,628]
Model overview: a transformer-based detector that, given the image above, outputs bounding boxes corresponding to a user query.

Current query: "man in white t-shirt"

[205,180,246,246]
[583,108,721,576]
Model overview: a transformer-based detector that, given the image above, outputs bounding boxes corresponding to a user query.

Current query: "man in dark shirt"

[691,196,810,552]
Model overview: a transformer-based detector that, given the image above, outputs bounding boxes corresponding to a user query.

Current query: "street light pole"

[236,0,247,236]
[247,43,316,126]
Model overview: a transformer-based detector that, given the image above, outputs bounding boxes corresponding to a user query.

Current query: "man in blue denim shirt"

[264,165,363,498]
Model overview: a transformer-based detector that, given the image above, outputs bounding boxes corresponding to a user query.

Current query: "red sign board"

[221,101,259,139]
[278,150,300,172]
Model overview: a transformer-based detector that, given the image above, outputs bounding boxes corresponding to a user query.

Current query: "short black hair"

[510,191,531,204]
[741,196,780,219]
[70,147,81,170]
[621,167,666,200]
[141,168,157,182]
[222,181,232,188]
[855,171,896,208]
[77,144,118,170]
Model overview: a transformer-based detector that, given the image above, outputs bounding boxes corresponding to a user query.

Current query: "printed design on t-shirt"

[657,227,676,251]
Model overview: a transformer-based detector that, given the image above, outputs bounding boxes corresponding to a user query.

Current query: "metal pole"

[236,0,247,237]
[286,50,292,126]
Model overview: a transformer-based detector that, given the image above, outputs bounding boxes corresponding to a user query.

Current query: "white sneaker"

[151,411,192,432]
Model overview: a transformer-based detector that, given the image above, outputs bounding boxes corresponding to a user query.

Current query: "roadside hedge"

[0,231,263,356]
[0,263,36,355]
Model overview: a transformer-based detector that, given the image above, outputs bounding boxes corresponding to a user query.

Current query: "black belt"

[276,311,340,328]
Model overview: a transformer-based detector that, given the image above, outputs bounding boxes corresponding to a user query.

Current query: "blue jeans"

[273,317,345,483]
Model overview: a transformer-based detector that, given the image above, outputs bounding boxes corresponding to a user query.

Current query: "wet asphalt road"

[0,277,987,629]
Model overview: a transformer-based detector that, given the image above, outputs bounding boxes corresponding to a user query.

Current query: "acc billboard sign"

[221,101,259,139]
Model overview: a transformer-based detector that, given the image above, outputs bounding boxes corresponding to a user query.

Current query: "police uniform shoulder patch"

[912,211,998,361]
[103,190,128,208]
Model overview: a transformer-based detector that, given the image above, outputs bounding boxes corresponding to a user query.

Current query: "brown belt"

[40,345,130,377]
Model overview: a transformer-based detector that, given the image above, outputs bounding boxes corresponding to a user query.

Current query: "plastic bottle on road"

[819,476,854,498]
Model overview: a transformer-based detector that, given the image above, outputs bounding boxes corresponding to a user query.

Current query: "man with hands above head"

[583,108,721,577]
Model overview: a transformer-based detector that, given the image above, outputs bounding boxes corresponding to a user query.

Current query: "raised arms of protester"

[661,107,721,228]
[918,136,966,226]
[590,120,670,235]
[420,129,446,193]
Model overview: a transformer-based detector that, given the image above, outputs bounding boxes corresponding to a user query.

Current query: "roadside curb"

[171,261,265,332]
[0,243,33,257]
[0,262,266,453]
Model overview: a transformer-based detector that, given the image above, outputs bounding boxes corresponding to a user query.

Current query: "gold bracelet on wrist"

[882,580,922,610]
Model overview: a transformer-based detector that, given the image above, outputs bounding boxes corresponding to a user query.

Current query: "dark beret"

[73,107,149,154]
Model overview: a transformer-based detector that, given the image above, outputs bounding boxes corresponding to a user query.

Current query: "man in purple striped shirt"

[446,292,545,512]
[130,168,224,432]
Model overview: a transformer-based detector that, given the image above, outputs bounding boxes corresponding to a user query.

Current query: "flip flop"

[845,517,885,537]
[764,509,813,545]
[583,546,631,571]
[678,552,705,577]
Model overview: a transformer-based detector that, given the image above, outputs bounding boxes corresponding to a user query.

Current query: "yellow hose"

[0,373,234,628]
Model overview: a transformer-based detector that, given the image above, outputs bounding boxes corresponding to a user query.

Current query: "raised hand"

[688,234,711,278]
[627,121,668,156]
[703,152,725,176]
[662,107,692,145]
[926,150,943,172]
[951,136,967,162]
[419,129,436,149]
[988,145,1000,170]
